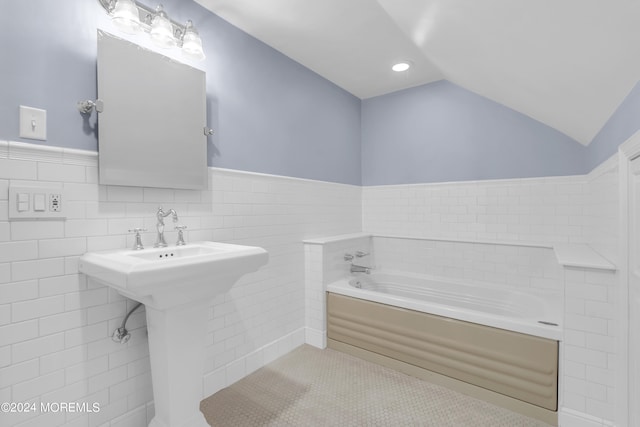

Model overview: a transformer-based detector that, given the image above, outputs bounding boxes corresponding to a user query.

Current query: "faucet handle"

[175,225,187,246]
[344,253,354,261]
[355,251,370,258]
[128,228,147,251]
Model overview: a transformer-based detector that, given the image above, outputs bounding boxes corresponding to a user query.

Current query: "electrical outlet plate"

[8,185,66,220]
[50,194,61,212]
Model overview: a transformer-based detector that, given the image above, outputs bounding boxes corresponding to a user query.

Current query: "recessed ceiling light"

[392,61,411,72]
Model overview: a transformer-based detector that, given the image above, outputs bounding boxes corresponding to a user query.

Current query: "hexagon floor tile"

[200,345,552,426]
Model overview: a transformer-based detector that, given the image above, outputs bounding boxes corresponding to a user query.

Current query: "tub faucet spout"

[154,207,178,248]
[350,264,371,274]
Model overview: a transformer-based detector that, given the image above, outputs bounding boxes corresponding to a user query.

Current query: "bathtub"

[326,271,562,340]
[325,271,561,423]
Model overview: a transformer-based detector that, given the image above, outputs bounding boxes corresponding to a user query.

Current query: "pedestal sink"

[78,241,268,427]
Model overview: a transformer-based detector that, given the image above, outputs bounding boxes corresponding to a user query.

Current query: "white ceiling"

[195,0,640,145]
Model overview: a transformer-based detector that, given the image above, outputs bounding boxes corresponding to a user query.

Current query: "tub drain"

[537,320,558,326]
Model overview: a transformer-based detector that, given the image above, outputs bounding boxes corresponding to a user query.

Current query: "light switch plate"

[34,194,46,212]
[17,193,29,212]
[19,105,47,141]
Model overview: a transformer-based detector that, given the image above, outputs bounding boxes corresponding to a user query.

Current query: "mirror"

[97,30,208,190]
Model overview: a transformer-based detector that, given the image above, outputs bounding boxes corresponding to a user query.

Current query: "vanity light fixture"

[97,0,206,60]
[392,61,412,72]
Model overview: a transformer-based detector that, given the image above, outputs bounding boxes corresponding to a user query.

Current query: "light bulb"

[392,62,411,72]
[150,6,175,48]
[111,0,141,35]
[182,21,205,60]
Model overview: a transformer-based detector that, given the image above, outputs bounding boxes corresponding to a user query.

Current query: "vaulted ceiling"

[195,0,640,145]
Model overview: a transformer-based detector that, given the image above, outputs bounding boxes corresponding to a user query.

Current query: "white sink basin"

[79,241,268,309]
[78,241,268,427]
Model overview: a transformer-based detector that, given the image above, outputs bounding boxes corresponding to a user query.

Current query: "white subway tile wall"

[0,140,622,426]
[304,244,324,346]
[584,160,619,265]
[0,142,361,426]
[363,175,589,244]
[562,268,617,423]
[371,237,563,292]
[303,236,371,347]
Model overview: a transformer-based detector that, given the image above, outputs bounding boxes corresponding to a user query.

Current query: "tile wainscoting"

[0,140,621,426]
[0,141,361,427]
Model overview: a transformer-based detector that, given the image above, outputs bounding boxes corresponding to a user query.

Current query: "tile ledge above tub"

[304,233,553,248]
[553,243,616,271]
[303,233,616,271]
[303,233,372,245]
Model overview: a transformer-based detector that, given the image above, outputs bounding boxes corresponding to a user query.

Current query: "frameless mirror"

[97,30,208,189]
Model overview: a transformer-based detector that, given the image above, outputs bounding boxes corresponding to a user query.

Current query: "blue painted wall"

[586,80,640,170]
[2,0,638,187]
[0,1,98,151]
[361,80,588,186]
[202,5,361,184]
[0,0,362,185]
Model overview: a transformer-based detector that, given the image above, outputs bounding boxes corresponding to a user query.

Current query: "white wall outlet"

[50,194,61,212]
[19,105,47,141]
[8,185,65,220]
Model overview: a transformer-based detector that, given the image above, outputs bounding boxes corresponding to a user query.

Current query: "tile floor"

[200,345,552,426]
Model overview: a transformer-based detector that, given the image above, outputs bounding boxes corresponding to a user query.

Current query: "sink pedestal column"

[146,301,210,427]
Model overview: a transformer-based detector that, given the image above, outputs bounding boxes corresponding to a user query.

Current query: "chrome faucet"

[344,252,372,274]
[350,264,371,274]
[175,225,187,246]
[154,207,178,248]
[128,228,147,250]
